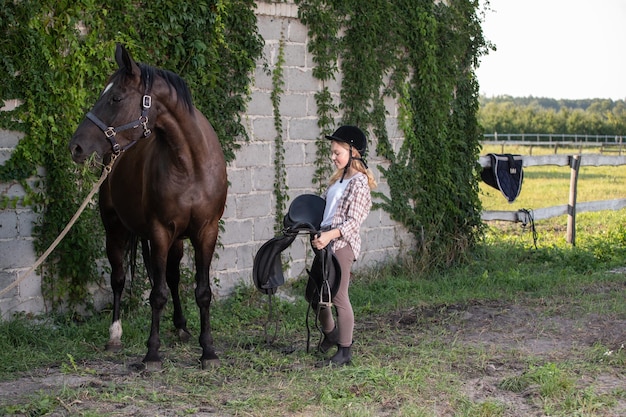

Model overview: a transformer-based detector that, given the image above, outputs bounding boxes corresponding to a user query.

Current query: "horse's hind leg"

[167,239,191,342]
[193,224,220,369]
[143,234,170,369]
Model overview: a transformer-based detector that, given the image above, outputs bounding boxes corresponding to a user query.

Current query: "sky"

[476,0,626,100]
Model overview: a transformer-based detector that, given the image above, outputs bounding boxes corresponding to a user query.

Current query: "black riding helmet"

[326,125,368,182]
[325,125,367,157]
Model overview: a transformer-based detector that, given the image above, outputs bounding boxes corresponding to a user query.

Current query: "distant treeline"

[478,96,626,136]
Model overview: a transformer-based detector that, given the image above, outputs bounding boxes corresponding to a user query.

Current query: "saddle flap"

[252,234,297,294]
[305,247,342,308]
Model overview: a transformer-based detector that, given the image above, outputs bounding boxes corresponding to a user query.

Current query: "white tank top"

[321,177,352,228]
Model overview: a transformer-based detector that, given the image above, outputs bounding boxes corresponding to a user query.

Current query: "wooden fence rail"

[479,154,626,245]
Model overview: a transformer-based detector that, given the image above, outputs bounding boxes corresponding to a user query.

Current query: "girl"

[312,125,377,366]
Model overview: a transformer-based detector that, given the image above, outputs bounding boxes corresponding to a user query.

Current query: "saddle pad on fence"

[481,153,524,203]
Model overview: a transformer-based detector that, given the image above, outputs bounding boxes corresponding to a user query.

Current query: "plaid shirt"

[322,172,372,259]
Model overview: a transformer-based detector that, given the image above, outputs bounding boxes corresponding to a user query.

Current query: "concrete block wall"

[0,103,46,316]
[0,1,413,317]
[211,1,414,295]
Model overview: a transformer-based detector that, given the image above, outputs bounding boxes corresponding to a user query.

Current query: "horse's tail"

[140,238,152,286]
[126,234,153,290]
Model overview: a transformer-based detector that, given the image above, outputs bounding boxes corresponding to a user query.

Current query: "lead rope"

[519,208,538,249]
[263,293,280,345]
[0,155,118,299]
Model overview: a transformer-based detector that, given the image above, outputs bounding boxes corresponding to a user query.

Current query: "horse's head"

[70,44,155,163]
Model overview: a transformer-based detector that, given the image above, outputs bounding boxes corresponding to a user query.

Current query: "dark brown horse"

[69,44,227,369]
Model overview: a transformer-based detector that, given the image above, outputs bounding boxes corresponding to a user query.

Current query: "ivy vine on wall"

[0,0,263,313]
[297,0,489,268]
[1,0,491,312]
[270,34,289,231]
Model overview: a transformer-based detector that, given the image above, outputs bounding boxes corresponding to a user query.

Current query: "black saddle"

[283,193,326,232]
[253,194,343,349]
[252,194,341,299]
[481,153,524,203]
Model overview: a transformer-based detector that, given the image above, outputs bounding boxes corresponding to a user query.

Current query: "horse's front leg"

[194,226,220,369]
[143,237,170,370]
[167,239,191,342]
[104,220,130,351]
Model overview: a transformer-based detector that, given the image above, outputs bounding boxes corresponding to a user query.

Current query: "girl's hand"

[312,231,329,250]
[312,229,340,250]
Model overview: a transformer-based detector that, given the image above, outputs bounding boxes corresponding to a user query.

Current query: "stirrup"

[318,279,333,308]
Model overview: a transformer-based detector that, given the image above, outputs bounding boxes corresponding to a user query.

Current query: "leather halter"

[86,86,153,155]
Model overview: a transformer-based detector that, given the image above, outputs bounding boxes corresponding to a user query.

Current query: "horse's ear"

[114,43,139,75]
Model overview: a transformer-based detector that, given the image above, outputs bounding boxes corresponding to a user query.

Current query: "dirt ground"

[404,298,625,416]
[1,281,624,416]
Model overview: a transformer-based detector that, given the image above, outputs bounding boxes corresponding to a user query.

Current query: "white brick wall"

[0,1,413,317]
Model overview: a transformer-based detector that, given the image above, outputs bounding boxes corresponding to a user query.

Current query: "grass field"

[0,145,624,416]
[480,144,626,251]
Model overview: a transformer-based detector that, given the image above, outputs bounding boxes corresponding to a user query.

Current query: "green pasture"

[480,143,626,254]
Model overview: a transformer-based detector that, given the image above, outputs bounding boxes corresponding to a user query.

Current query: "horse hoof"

[201,358,220,369]
[105,342,123,352]
[143,360,162,371]
[178,328,192,343]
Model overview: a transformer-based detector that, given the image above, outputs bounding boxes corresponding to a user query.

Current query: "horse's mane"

[113,64,194,113]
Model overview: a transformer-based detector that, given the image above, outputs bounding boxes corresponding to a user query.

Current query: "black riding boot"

[319,326,339,353]
[329,345,352,366]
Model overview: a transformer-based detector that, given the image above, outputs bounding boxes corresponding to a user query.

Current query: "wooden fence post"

[566,155,581,245]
